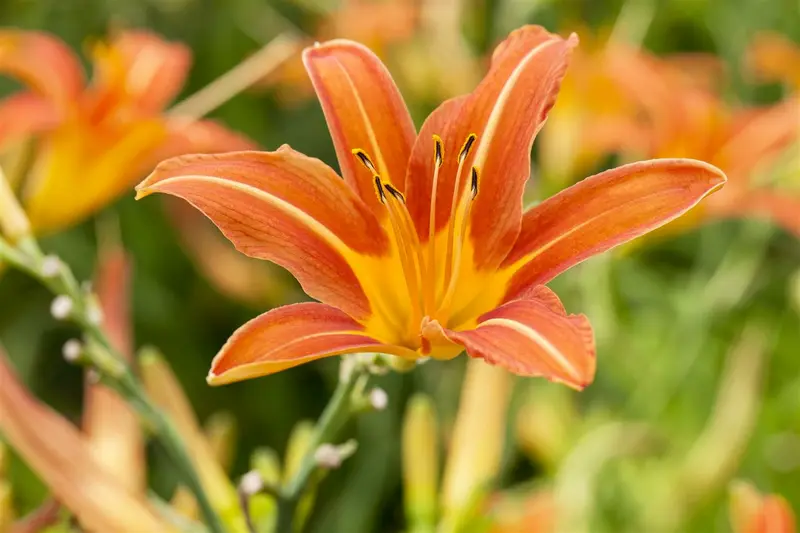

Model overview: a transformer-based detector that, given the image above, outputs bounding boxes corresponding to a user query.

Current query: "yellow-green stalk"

[402,394,439,533]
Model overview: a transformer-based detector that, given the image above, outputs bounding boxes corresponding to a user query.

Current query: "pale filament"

[352,134,479,338]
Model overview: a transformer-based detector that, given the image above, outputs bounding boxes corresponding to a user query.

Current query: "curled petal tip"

[567,32,580,47]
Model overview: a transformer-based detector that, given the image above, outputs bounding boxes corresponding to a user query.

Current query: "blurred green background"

[0,0,798,531]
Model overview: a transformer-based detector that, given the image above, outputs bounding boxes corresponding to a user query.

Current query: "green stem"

[275,362,368,533]
[0,236,225,533]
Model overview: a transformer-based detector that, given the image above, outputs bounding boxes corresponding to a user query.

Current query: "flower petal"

[501,159,727,301]
[92,31,192,114]
[405,95,468,240]
[136,149,391,320]
[424,26,576,269]
[0,351,174,532]
[302,39,416,212]
[442,298,596,389]
[0,92,59,146]
[83,246,145,493]
[0,30,85,107]
[209,302,417,384]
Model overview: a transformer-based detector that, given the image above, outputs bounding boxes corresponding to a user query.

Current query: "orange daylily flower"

[0,28,253,234]
[730,481,796,533]
[136,26,726,388]
[608,48,800,237]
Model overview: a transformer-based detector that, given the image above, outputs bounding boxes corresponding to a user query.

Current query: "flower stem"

[274,361,369,533]
[0,235,226,533]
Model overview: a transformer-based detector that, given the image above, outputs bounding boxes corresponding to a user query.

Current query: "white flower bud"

[239,470,264,495]
[369,387,389,411]
[50,295,73,320]
[62,339,82,363]
[314,443,342,469]
[40,255,62,278]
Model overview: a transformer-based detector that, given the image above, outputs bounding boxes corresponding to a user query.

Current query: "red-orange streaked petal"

[136,149,389,319]
[107,30,192,113]
[83,245,145,493]
[440,298,596,389]
[208,302,418,385]
[410,26,576,268]
[302,39,416,210]
[502,159,727,301]
[0,30,84,107]
[0,352,174,532]
[405,95,468,240]
[749,496,796,533]
[0,92,59,146]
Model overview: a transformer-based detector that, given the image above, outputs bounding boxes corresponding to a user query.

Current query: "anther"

[433,134,444,167]
[458,133,477,164]
[384,183,405,203]
[373,176,386,203]
[352,149,377,173]
[470,167,479,199]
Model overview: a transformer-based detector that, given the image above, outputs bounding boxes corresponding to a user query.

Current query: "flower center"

[351,133,480,345]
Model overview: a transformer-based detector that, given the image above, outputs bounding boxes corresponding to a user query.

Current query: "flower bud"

[0,166,30,242]
[402,394,439,531]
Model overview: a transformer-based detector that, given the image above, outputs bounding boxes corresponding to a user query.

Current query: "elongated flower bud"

[402,394,439,532]
[441,360,512,524]
[0,165,30,242]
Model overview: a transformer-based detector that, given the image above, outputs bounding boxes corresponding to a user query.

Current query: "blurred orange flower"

[137,26,725,387]
[0,29,253,234]
[730,481,796,533]
[609,47,800,237]
[0,248,173,531]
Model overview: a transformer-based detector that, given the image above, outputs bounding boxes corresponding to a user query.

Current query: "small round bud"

[369,387,389,411]
[62,339,83,363]
[86,304,103,326]
[40,255,62,278]
[314,443,342,469]
[50,295,73,320]
[239,470,264,495]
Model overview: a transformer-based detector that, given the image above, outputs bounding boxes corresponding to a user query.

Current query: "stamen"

[380,177,424,329]
[374,175,386,203]
[458,133,477,164]
[352,148,377,173]
[384,183,405,203]
[437,166,480,318]
[440,133,477,308]
[426,135,444,314]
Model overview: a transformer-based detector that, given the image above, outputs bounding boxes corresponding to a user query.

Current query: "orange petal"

[746,32,800,89]
[136,149,390,320]
[89,30,191,115]
[0,30,84,108]
[501,159,727,301]
[441,298,596,389]
[209,302,417,384]
[718,99,800,183]
[302,39,416,213]
[0,92,59,146]
[750,496,796,533]
[83,245,145,493]
[422,26,576,270]
[405,95,468,240]
[0,352,174,532]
